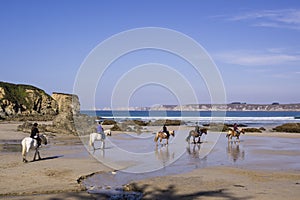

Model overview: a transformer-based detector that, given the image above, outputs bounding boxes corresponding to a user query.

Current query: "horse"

[21,134,48,163]
[89,129,111,150]
[226,129,245,143]
[154,130,175,145]
[185,128,207,144]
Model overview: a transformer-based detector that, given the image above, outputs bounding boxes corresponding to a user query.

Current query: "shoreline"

[1,121,300,199]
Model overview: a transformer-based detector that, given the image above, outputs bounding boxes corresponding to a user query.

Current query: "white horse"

[89,129,111,150]
[21,134,48,163]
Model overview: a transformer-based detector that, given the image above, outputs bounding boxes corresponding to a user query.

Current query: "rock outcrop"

[0,81,58,119]
[0,81,90,135]
[16,91,87,135]
[51,92,80,135]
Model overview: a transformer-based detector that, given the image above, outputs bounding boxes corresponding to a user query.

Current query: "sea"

[81,110,300,127]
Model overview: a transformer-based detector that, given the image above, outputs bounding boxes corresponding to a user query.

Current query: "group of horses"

[21,125,245,162]
[154,127,245,145]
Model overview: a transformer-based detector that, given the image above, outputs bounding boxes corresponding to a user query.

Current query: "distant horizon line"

[83,102,300,111]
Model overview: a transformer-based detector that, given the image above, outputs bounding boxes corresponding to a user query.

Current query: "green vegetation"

[203,123,248,132]
[102,119,117,125]
[0,81,50,110]
[148,119,184,126]
[243,127,263,133]
[273,123,300,133]
[109,119,183,132]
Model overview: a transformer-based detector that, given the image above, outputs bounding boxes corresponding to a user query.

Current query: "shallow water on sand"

[83,133,300,197]
[0,140,22,152]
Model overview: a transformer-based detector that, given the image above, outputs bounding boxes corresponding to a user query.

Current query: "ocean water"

[81,110,300,127]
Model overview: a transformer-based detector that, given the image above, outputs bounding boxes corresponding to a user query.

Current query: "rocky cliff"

[0,81,58,119]
[1,82,85,135]
[51,92,80,134]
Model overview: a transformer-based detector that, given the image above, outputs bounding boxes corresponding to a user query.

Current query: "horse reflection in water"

[227,142,245,162]
[155,145,175,167]
[186,143,202,159]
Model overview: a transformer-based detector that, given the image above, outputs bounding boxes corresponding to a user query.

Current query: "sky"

[1,0,300,109]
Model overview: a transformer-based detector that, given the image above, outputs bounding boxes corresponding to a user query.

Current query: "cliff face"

[0,82,58,119]
[52,92,80,115]
[51,92,80,134]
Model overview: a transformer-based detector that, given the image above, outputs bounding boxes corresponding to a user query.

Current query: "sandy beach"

[1,122,300,199]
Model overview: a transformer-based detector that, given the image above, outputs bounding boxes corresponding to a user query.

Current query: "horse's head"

[169,130,175,137]
[40,134,48,145]
[240,129,245,134]
[200,128,208,134]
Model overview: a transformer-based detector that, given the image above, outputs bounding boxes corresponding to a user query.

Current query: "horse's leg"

[22,142,28,163]
[229,135,232,143]
[197,136,201,143]
[91,140,95,151]
[100,140,105,149]
[33,148,37,161]
[22,151,27,163]
[37,149,41,160]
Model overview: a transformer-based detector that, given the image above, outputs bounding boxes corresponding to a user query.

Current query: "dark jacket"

[30,127,39,138]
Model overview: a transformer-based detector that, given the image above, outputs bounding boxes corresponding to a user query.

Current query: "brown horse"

[154,130,175,145]
[185,128,207,144]
[226,129,245,143]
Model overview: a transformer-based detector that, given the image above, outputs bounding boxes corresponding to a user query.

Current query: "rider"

[162,124,170,137]
[233,123,240,134]
[96,120,105,139]
[30,123,41,147]
[195,122,200,134]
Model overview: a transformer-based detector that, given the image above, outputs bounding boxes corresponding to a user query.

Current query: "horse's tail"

[21,139,26,157]
[89,134,93,147]
[226,130,232,138]
[154,133,158,142]
[185,132,191,142]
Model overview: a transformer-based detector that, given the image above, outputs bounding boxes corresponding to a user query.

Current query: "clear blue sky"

[1,0,300,109]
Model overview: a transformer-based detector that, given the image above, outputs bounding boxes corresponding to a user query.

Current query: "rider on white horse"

[30,123,41,147]
[96,120,105,139]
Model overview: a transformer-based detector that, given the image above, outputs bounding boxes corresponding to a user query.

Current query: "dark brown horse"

[186,128,207,144]
[154,130,175,145]
[226,129,245,143]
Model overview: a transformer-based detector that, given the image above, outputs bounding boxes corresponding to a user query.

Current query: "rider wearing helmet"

[30,123,41,147]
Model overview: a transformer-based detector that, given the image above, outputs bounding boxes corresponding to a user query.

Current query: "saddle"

[160,132,168,137]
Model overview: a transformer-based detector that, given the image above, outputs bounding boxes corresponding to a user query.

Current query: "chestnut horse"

[226,129,245,143]
[154,130,175,145]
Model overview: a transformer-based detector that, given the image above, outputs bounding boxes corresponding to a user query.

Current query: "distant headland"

[101,102,300,112]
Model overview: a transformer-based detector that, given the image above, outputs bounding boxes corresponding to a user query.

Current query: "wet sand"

[1,122,300,199]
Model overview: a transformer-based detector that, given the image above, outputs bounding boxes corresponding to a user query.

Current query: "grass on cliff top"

[0,81,51,107]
